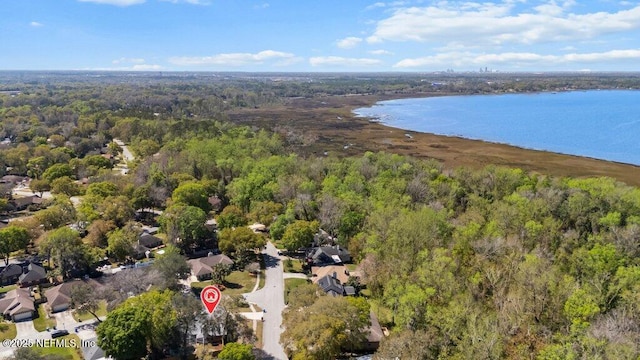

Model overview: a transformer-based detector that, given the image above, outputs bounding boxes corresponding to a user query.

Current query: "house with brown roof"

[0,288,35,322]
[44,279,103,313]
[188,254,234,281]
[311,265,351,285]
[10,195,44,211]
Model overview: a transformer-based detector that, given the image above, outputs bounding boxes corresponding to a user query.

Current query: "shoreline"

[227,92,640,187]
[352,89,640,168]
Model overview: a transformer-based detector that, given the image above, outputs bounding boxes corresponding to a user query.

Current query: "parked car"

[51,330,69,338]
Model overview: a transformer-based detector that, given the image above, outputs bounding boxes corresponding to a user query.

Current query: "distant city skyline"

[2,0,640,72]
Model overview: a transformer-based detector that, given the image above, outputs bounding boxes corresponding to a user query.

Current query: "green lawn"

[36,333,83,360]
[0,321,16,340]
[33,305,57,332]
[0,284,17,294]
[72,301,107,322]
[284,278,309,304]
[283,258,304,273]
[258,270,265,290]
[191,271,258,296]
[345,263,358,271]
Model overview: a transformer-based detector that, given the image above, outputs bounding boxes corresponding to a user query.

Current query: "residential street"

[243,242,287,360]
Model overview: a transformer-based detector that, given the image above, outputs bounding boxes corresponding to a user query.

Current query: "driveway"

[14,320,45,339]
[243,242,287,360]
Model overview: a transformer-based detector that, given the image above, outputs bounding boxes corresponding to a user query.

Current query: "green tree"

[218,342,255,360]
[0,225,30,265]
[152,245,191,291]
[217,205,247,230]
[281,296,370,360]
[159,204,209,253]
[40,226,89,279]
[172,293,204,360]
[211,263,233,284]
[564,287,600,333]
[42,163,73,182]
[96,304,150,360]
[281,220,318,252]
[172,181,211,213]
[269,204,295,240]
[86,181,119,198]
[218,227,265,255]
[70,282,103,323]
[50,176,82,196]
[106,226,137,262]
[97,290,177,360]
[29,178,51,196]
[248,200,283,226]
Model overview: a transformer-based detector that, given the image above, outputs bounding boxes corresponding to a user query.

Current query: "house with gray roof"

[0,264,23,286]
[188,254,234,281]
[17,263,47,288]
[306,246,351,266]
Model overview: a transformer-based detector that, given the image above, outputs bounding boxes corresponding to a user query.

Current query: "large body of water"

[353,90,640,166]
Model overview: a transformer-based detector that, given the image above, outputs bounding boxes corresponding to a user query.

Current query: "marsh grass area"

[228,94,640,187]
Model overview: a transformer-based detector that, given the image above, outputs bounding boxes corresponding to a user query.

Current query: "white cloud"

[77,0,145,6]
[367,2,640,46]
[112,57,145,64]
[369,49,393,55]
[30,21,44,27]
[85,64,163,71]
[254,3,269,9]
[393,49,640,69]
[169,50,296,66]
[336,37,363,49]
[131,64,163,70]
[366,2,386,10]
[309,56,382,67]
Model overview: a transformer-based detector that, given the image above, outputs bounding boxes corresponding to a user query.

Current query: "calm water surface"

[353,90,640,165]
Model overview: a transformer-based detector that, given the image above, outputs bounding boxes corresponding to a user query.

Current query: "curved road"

[243,242,287,360]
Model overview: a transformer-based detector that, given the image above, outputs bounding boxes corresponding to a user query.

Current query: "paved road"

[243,242,287,360]
[113,139,134,162]
[113,139,134,174]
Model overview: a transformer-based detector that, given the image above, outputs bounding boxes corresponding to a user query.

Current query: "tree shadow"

[262,253,280,269]
[253,348,281,360]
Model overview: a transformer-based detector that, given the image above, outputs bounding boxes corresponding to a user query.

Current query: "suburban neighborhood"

[0,139,382,360]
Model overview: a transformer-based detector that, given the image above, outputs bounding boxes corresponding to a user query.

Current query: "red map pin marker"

[200,285,222,314]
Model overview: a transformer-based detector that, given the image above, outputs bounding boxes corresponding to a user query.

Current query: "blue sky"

[2,0,640,72]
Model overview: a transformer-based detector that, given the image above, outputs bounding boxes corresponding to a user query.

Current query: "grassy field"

[284,278,308,305]
[35,333,83,360]
[0,285,17,295]
[33,305,57,332]
[191,271,258,296]
[0,321,16,340]
[72,301,107,322]
[283,258,304,273]
[228,94,640,187]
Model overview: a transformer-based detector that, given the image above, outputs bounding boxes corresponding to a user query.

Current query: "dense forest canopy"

[1,72,639,359]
